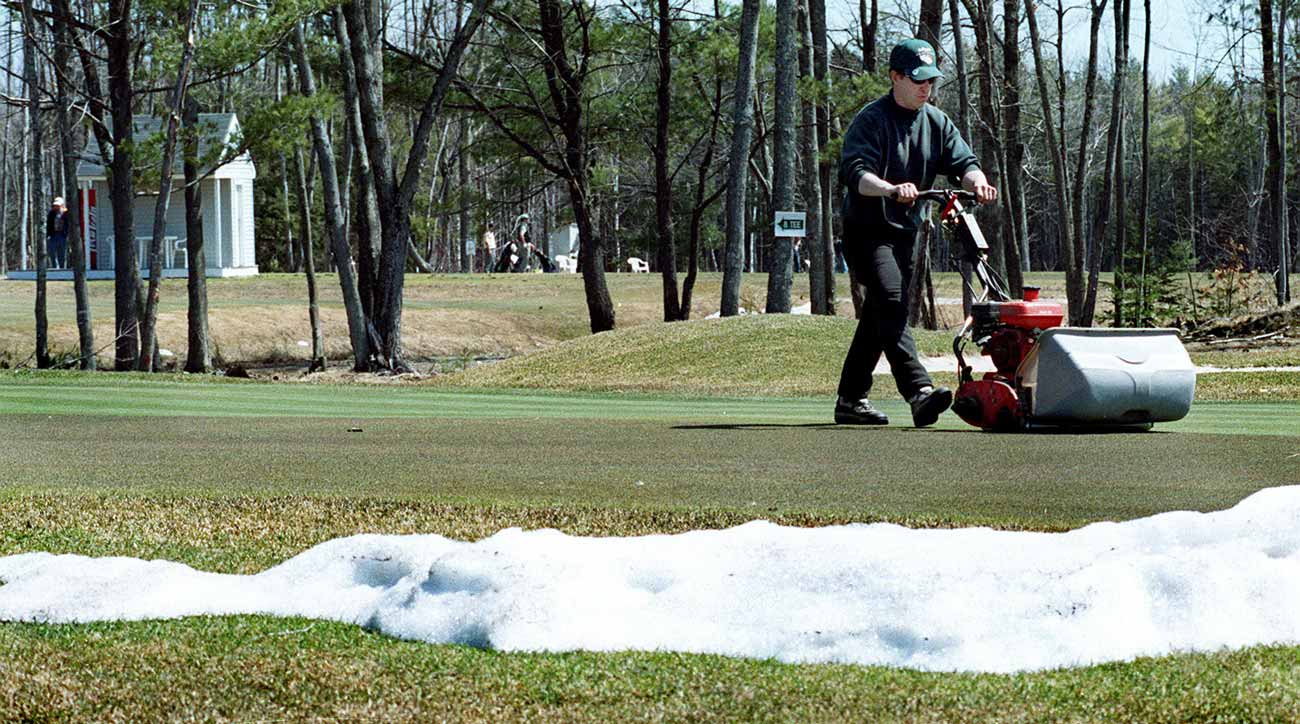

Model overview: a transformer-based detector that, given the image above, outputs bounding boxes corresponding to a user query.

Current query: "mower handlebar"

[905,189,979,204]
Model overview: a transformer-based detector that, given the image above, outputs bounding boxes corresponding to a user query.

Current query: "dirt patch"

[205,306,559,364]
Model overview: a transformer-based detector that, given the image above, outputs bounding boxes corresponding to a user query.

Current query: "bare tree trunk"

[961,0,1018,290]
[948,0,972,139]
[182,98,210,373]
[1,125,9,277]
[1073,0,1107,326]
[767,0,796,312]
[1262,0,1280,299]
[293,143,325,371]
[799,0,826,314]
[1135,0,1151,323]
[654,0,681,321]
[23,0,48,368]
[139,0,200,371]
[1283,0,1291,304]
[1026,0,1072,317]
[949,0,976,316]
[344,0,491,361]
[862,0,877,71]
[334,9,379,322]
[536,0,614,330]
[721,0,760,316]
[52,2,93,369]
[1110,0,1131,326]
[293,21,370,371]
[681,59,726,319]
[107,0,141,370]
[1274,0,1291,303]
[1085,0,1125,327]
[1002,0,1029,276]
[809,0,834,314]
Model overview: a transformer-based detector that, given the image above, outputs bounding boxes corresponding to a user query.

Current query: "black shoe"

[834,396,889,425]
[909,386,952,427]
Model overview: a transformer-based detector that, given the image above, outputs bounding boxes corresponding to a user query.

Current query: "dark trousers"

[836,234,932,401]
[47,234,68,268]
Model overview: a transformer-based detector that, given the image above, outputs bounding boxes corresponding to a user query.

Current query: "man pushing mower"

[834,38,997,427]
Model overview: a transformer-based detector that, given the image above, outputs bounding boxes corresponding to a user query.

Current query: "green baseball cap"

[889,38,943,81]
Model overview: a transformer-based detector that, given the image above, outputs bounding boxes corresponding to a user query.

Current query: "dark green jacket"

[839,91,979,239]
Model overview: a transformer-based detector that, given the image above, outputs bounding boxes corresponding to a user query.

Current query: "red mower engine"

[951,287,1064,431]
[914,189,1194,432]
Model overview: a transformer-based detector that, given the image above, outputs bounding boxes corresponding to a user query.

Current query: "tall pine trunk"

[182,98,210,373]
[293,143,325,372]
[654,0,681,320]
[810,0,834,314]
[23,0,48,368]
[53,5,93,369]
[293,21,371,371]
[1070,0,1107,326]
[334,10,379,323]
[1026,0,1072,318]
[1135,0,1152,323]
[766,0,797,312]
[721,0,761,316]
[1001,0,1029,275]
[799,0,826,313]
[139,0,200,371]
[108,0,141,370]
[1110,0,1131,326]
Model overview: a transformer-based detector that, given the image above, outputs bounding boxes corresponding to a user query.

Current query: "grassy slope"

[438,314,1298,400]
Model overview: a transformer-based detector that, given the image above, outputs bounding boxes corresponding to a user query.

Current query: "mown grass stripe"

[1,378,1297,435]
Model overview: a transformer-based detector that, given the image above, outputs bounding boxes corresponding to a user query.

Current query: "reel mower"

[915,189,1196,431]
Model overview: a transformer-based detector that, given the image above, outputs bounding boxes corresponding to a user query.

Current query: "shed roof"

[77,113,254,180]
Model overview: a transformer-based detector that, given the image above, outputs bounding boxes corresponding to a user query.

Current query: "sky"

[2,485,1297,673]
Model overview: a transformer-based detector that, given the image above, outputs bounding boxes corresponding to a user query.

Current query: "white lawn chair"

[555,254,578,273]
[627,256,649,273]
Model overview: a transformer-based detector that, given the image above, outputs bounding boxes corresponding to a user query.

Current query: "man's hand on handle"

[971,181,998,205]
[960,168,998,205]
[891,183,919,204]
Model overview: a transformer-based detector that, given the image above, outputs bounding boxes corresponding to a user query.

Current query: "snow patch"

[2,487,1299,672]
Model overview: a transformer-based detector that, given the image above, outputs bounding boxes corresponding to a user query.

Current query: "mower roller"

[914,189,1196,431]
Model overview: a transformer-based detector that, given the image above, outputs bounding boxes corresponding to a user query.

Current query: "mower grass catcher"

[920,190,1195,432]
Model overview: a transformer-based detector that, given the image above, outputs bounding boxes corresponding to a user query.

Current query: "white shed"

[13,113,258,280]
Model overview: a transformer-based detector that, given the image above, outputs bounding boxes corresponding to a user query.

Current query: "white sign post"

[773,211,807,238]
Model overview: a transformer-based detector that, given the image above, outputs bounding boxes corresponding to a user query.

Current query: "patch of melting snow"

[1,487,1298,673]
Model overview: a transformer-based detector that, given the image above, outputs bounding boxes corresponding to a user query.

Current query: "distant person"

[480,221,497,273]
[512,215,532,273]
[492,216,525,273]
[834,238,847,273]
[834,38,997,428]
[46,197,69,269]
[493,239,517,273]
